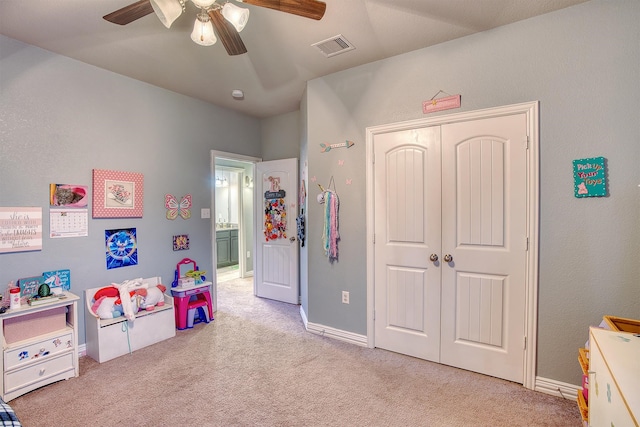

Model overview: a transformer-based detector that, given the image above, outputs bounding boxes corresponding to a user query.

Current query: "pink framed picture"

[92,169,144,218]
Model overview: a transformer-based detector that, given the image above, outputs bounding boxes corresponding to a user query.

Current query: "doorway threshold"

[217,265,240,282]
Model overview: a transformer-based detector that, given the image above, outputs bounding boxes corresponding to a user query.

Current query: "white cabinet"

[0,293,79,401]
[588,327,639,427]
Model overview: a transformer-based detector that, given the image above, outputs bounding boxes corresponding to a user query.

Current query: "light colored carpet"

[10,278,581,426]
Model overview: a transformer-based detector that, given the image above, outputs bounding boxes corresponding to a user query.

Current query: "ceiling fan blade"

[103,0,154,25]
[209,9,248,56]
[242,0,326,21]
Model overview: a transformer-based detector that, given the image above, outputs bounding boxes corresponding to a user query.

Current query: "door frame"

[211,150,262,312]
[365,101,539,389]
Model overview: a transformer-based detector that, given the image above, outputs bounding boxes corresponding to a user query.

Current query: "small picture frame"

[92,169,144,218]
[573,157,607,198]
[18,276,44,299]
[173,234,190,251]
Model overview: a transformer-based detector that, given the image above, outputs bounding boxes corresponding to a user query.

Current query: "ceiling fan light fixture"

[191,0,217,7]
[150,0,186,28]
[191,13,217,46]
[222,3,250,32]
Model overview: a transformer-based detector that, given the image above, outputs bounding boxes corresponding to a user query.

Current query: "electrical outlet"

[246,251,250,259]
[342,291,349,304]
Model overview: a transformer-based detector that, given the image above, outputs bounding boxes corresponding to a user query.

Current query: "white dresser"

[588,327,639,427]
[0,293,79,401]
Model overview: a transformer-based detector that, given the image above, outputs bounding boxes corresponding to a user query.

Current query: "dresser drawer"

[4,331,73,370]
[4,352,74,395]
[588,327,639,427]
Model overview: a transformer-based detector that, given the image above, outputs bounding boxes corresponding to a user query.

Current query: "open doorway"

[211,151,261,310]
[215,165,246,282]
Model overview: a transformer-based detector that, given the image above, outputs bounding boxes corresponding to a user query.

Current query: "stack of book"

[27,294,64,306]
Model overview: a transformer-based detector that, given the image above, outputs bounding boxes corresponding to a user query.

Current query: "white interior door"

[372,113,528,383]
[255,158,299,304]
[440,114,527,383]
[373,127,442,361]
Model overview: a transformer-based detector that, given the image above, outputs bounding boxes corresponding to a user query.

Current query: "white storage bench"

[84,277,175,363]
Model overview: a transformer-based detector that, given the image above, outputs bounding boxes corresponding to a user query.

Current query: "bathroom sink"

[216,224,238,230]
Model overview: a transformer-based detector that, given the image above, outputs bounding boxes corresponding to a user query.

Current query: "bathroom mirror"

[215,166,244,229]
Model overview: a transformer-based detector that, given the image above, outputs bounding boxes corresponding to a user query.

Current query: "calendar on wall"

[50,208,89,238]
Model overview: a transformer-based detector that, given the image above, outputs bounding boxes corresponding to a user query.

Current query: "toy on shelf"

[138,284,167,311]
[90,286,134,320]
[172,258,206,288]
[184,269,207,285]
[111,278,146,321]
[92,296,122,319]
[89,279,168,320]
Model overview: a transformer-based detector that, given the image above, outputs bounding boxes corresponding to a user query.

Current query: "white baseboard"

[300,307,579,397]
[78,344,87,357]
[299,306,367,346]
[299,305,308,328]
[535,376,580,400]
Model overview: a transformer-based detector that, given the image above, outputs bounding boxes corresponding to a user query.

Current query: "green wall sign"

[573,157,607,198]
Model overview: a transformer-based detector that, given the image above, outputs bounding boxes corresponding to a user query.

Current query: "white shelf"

[0,292,79,402]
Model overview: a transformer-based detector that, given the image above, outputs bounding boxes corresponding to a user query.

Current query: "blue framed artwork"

[573,157,607,198]
[105,228,138,269]
[42,269,71,291]
[17,276,43,299]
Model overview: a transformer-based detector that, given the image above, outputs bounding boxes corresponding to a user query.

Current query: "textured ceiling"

[0,0,588,118]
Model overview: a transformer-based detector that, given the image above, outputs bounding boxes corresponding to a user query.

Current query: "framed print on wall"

[105,228,138,269]
[92,169,144,218]
[173,234,190,251]
[0,207,43,253]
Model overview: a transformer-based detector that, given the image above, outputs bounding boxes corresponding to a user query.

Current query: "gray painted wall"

[302,0,640,385]
[261,110,300,161]
[0,35,261,344]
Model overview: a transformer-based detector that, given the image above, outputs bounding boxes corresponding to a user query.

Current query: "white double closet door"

[373,113,528,383]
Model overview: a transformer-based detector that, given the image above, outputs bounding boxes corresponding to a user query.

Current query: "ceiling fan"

[103,0,327,56]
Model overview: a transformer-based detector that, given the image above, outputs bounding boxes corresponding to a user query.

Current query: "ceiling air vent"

[312,34,355,58]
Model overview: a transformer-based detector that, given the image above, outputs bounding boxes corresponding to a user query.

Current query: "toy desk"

[171,281,213,330]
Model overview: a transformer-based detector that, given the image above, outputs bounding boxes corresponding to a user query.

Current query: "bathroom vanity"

[216,227,238,268]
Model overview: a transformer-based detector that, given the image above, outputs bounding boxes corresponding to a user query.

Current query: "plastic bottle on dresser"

[9,287,20,310]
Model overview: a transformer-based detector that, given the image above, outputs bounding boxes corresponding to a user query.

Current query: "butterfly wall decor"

[165,194,192,220]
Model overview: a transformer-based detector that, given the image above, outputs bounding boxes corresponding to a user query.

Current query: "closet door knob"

[429,254,438,262]
[443,254,453,263]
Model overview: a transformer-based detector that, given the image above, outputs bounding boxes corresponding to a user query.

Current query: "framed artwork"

[0,207,43,253]
[105,228,138,269]
[17,276,44,299]
[173,234,190,251]
[165,194,192,220]
[573,157,607,198]
[92,169,144,218]
[42,269,71,292]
